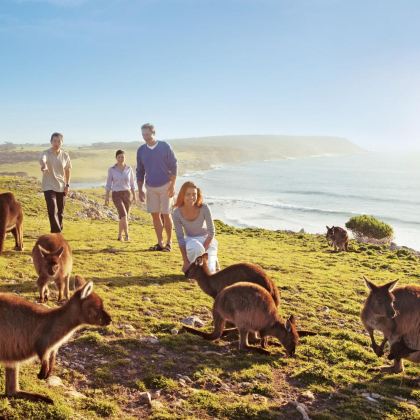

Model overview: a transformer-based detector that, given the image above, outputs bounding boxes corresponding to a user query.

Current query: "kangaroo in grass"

[0,192,24,254]
[0,275,111,404]
[361,276,420,373]
[185,253,281,345]
[185,253,280,305]
[32,233,73,302]
[183,282,315,356]
[326,226,348,252]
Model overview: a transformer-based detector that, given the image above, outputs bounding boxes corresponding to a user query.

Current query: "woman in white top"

[105,150,136,241]
[172,181,219,273]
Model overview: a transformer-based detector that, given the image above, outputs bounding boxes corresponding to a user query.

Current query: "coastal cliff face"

[0,175,418,419]
[0,135,363,182]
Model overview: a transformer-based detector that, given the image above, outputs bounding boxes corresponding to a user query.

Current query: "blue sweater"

[136,141,178,187]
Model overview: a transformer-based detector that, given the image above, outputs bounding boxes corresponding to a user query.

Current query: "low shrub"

[346,215,393,241]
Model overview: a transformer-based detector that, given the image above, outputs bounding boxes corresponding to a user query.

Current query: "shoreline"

[67,183,420,255]
[3,151,419,253]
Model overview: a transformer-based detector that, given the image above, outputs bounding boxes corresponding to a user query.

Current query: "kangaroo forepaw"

[371,344,384,357]
[37,369,49,380]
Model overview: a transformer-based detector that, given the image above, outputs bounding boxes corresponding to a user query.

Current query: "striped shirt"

[105,165,136,192]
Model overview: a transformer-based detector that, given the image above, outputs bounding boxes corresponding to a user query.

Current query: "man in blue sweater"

[137,123,177,251]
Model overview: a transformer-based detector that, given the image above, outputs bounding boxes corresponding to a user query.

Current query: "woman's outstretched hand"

[182,261,190,274]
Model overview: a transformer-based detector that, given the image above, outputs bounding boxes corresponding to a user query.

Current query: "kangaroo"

[183,282,314,356]
[326,226,349,252]
[32,233,73,302]
[361,277,397,357]
[185,253,280,306]
[361,277,420,373]
[0,192,24,254]
[0,276,111,404]
[185,254,281,345]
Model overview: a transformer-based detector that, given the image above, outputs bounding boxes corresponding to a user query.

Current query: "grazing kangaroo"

[185,253,280,306]
[183,282,314,356]
[326,226,349,252]
[32,233,73,302]
[0,276,111,404]
[361,277,420,373]
[0,192,24,254]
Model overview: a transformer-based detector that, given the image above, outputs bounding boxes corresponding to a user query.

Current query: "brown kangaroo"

[185,253,280,306]
[361,276,420,373]
[183,282,314,356]
[0,192,24,254]
[32,233,73,302]
[0,275,111,404]
[326,226,349,252]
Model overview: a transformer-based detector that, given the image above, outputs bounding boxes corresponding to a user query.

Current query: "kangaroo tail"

[181,325,222,341]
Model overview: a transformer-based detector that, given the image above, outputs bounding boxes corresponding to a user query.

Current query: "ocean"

[178,152,420,251]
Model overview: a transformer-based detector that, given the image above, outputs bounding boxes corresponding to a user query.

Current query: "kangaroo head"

[38,245,64,276]
[73,280,112,327]
[326,226,335,240]
[184,253,209,278]
[274,315,299,357]
[364,276,398,319]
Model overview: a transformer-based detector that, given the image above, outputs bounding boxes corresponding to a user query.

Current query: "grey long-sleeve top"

[172,203,215,247]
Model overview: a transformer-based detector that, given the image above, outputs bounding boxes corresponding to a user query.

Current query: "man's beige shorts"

[146,182,173,214]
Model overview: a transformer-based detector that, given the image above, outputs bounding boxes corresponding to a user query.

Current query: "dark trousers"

[44,190,65,233]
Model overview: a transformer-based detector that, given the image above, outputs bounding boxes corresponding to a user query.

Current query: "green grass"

[0,176,419,419]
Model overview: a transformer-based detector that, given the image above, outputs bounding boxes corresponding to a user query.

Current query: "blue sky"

[1,0,420,150]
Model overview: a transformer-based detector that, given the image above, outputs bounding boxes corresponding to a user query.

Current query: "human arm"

[39,151,48,172]
[202,204,215,250]
[64,155,72,195]
[168,175,176,198]
[180,245,190,273]
[173,210,189,270]
[166,144,177,198]
[136,148,146,202]
[105,168,112,205]
[129,167,136,203]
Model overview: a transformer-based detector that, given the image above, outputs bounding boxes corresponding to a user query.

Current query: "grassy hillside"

[0,176,418,420]
[0,135,363,183]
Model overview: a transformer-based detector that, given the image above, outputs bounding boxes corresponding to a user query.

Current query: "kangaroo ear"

[52,246,64,258]
[195,256,204,266]
[364,276,376,291]
[326,226,330,230]
[74,275,86,289]
[285,315,296,332]
[38,245,50,258]
[80,281,94,299]
[383,279,398,291]
[298,330,317,337]
[203,253,209,260]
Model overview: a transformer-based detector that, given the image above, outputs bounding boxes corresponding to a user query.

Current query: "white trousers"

[186,236,218,273]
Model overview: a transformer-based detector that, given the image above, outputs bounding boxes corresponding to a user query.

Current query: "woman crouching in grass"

[105,149,136,241]
[172,181,219,273]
